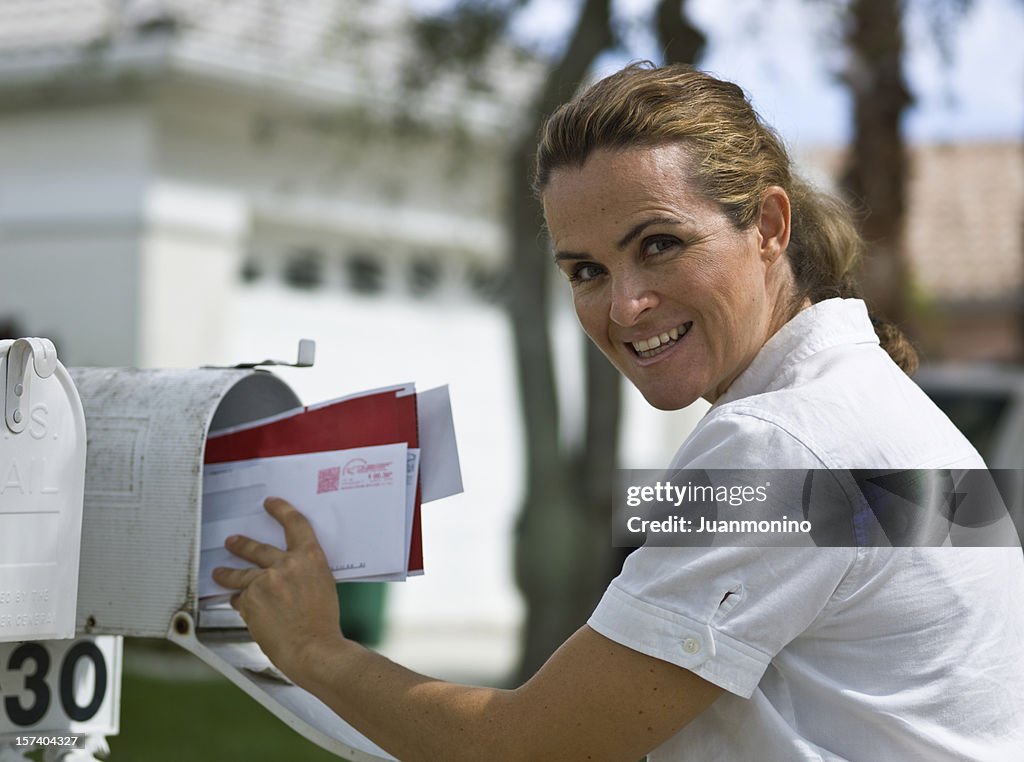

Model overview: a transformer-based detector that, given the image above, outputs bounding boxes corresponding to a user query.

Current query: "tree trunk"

[656,0,706,65]
[838,0,913,326]
[510,0,705,683]
[508,0,614,684]
[562,0,707,628]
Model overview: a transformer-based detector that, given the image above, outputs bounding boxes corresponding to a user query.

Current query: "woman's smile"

[628,321,692,359]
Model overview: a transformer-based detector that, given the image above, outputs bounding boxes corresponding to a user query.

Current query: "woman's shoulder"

[670,403,828,469]
[673,362,983,471]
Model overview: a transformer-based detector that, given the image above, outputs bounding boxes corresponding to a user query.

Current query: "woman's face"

[543,144,794,410]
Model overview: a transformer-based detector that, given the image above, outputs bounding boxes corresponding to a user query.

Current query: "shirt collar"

[714,298,879,407]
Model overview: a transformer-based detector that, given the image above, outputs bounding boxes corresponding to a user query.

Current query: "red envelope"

[204,388,423,574]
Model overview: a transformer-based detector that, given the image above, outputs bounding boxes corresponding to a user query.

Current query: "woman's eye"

[569,263,603,283]
[643,237,679,257]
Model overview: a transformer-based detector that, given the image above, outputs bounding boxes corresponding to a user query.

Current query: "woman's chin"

[639,386,703,412]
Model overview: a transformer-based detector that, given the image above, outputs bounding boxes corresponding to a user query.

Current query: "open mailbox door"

[70,366,396,761]
[0,338,86,643]
[0,340,120,755]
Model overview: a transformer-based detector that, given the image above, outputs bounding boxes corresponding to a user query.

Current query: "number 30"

[3,642,107,726]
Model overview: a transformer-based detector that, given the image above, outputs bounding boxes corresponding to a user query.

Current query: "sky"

[507,0,1024,147]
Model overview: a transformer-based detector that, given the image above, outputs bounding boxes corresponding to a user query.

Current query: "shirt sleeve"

[589,408,857,698]
[587,545,857,698]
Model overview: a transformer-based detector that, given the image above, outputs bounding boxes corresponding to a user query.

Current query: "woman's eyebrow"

[553,250,588,262]
[616,215,685,249]
[552,214,689,261]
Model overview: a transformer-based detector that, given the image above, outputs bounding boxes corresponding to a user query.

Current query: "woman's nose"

[608,275,658,327]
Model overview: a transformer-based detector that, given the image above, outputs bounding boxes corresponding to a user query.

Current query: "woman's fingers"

[225,533,286,567]
[263,496,320,551]
[215,532,288,590]
[212,564,263,590]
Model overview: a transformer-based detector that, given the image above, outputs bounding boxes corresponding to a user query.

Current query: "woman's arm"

[214,498,722,762]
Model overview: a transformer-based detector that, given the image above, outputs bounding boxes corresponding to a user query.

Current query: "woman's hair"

[534,62,917,375]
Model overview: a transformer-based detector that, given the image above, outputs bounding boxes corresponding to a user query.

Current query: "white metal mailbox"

[70,366,396,761]
[0,338,87,643]
[69,367,301,638]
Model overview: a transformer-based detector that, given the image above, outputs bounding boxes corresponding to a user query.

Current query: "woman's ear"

[757,186,791,264]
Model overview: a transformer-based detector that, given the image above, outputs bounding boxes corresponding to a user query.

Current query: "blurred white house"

[0,0,705,683]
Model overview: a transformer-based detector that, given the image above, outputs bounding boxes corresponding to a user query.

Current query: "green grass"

[107,671,350,762]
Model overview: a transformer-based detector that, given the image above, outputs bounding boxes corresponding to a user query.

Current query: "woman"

[215,63,1024,760]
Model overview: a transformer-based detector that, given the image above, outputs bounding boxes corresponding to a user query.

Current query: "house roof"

[0,0,539,134]
[905,141,1022,304]
[802,140,1023,305]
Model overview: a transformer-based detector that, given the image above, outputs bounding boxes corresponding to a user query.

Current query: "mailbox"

[69,366,396,761]
[0,338,87,643]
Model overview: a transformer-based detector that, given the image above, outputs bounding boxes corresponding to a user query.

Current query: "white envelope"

[199,443,409,598]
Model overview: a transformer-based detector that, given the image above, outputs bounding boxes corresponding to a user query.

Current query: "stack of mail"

[197,383,462,601]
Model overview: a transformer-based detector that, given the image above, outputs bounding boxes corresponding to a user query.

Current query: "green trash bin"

[337,582,388,646]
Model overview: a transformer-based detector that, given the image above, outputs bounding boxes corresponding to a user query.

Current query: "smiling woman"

[214,63,1024,762]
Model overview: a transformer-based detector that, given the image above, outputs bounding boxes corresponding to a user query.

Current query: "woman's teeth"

[631,323,691,357]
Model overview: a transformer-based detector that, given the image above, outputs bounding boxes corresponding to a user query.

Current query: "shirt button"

[682,637,701,654]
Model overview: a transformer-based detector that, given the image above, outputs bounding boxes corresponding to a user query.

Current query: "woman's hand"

[212,497,345,680]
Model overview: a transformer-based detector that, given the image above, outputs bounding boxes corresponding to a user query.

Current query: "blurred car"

[915,364,1024,469]
[915,363,1024,545]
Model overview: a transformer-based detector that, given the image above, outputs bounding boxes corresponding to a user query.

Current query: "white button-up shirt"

[589,298,1024,760]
